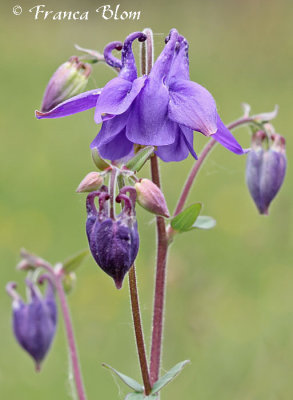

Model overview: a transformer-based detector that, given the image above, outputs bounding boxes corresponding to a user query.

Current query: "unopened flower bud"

[6,278,57,371]
[76,172,104,193]
[41,56,92,112]
[86,187,139,289]
[135,179,170,218]
[246,131,286,215]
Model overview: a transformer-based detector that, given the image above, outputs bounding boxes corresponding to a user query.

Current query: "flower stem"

[54,273,87,400]
[149,155,169,386]
[128,265,152,395]
[170,116,256,226]
[109,167,118,219]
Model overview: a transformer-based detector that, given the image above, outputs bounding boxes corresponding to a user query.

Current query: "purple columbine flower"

[6,278,57,371]
[246,131,286,214]
[86,186,139,289]
[36,29,246,162]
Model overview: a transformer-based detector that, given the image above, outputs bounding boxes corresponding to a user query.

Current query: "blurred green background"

[1,0,292,398]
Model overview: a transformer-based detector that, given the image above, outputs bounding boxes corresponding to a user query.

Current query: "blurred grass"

[0,0,293,399]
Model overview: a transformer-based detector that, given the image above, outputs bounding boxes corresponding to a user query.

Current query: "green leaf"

[102,363,144,392]
[171,203,202,232]
[63,249,89,273]
[192,216,216,230]
[126,146,154,172]
[151,360,190,394]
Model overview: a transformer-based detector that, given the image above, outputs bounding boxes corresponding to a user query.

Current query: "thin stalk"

[128,266,152,395]
[109,167,118,219]
[171,116,257,221]
[55,273,87,400]
[149,155,168,386]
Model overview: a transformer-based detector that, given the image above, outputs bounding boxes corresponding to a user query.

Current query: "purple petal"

[156,125,197,162]
[119,32,146,81]
[91,111,129,147]
[150,29,178,81]
[94,77,146,124]
[167,36,190,83]
[213,116,248,155]
[126,79,176,146]
[168,79,218,135]
[94,129,134,161]
[35,89,101,119]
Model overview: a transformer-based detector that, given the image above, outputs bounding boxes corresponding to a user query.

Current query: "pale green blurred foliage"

[0,0,292,399]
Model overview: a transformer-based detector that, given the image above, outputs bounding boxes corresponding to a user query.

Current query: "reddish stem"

[149,155,169,385]
[55,273,87,400]
[128,266,152,395]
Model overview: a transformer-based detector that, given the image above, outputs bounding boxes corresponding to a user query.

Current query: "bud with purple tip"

[6,277,57,371]
[41,56,92,113]
[76,171,104,193]
[246,131,286,215]
[86,186,139,289]
[135,178,170,218]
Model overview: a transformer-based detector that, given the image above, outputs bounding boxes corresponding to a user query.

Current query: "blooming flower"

[6,278,57,371]
[36,29,246,162]
[86,186,139,289]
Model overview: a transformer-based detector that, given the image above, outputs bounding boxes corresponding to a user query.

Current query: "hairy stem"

[149,155,169,385]
[128,266,152,395]
[55,273,87,400]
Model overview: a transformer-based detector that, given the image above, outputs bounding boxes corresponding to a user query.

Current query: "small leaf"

[63,249,89,273]
[151,360,190,394]
[102,363,144,393]
[124,394,145,400]
[171,204,202,232]
[125,394,157,400]
[192,216,216,230]
[126,146,155,172]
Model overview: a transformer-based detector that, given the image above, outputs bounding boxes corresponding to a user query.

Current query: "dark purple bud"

[41,56,92,112]
[6,278,57,371]
[246,131,286,215]
[86,188,139,289]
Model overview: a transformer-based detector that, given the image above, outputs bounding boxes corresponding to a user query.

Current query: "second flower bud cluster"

[77,161,169,288]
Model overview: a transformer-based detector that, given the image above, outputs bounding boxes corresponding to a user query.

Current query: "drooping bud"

[86,187,139,289]
[246,131,286,215]
[135,178,170,218]
[6,278,57,371]
[76,172,104,193]
[41,56,92,112]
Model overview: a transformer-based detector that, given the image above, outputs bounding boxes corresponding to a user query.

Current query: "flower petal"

[91,111,130,147]
[126,79,176,146]
[150,29,178,81]
[94,129,134,161]
[213,116,248,155]
[35,89,101,119]
[168,79,218,135]
[119,32,146,81]
[167,36,190,83]
[94,76,146,123]
[156,124,197,162]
